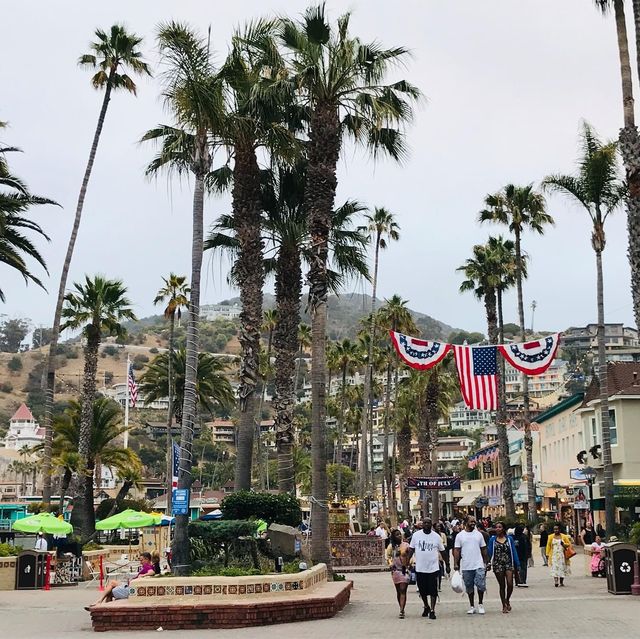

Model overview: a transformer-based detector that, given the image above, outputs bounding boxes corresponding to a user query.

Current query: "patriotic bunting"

[468,445,499,469]
[499,333,561,376]
[454,345,498,410]
[390,331,451,370]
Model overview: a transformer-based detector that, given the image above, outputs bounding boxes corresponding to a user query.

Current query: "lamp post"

[582,466,597,527]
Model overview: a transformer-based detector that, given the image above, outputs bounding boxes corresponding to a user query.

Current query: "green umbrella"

[95,509,156,530]
[12,512,73,535]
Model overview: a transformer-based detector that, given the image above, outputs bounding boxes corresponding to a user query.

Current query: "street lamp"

[582,466,597,526]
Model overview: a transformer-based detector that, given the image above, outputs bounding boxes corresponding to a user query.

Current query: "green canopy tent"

[12,512,73,535]
[95,509,156,530]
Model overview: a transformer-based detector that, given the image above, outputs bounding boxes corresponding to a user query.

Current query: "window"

[542,445,547,465]
[591,417,598,447]
[608,409,617,446]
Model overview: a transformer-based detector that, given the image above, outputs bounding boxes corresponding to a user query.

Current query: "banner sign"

[172,488,190,516]
[407,476,461,490]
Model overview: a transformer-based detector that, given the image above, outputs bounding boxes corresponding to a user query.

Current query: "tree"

[447,330,486,345]
[41,25,150,506]
[49,398,142,538]
[595,1,640,332]
[479,184,553,521]
[61,275,135,538]
[139,348,234,421]
[0,318,30,352]
[153,273,189,513]
[295,323,312,393]
[32,327,53,350]
[142,22,223,575]
[458,242,516,519]
[276,5,420,566]
[377,294,418,521]
[359,208,400,503]
[0,128,57,302]
[543,122,625,535]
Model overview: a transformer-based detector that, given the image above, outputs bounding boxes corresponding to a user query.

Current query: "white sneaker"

[477,604,485,615]
[466,607,476,615]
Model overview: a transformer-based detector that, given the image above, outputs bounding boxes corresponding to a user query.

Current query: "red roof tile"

[11,403,35,422]
[583,361,640,404]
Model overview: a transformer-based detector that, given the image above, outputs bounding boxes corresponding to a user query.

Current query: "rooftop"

[10,403,35,422]
[582,361,640,405]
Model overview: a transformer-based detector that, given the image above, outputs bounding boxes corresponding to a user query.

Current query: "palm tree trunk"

[616,0,640,332]
[391,363,400,521]
[275,246,302,494]
[336,367,348,502]
[172,151,207,576]
[595,244,616,535]
[496,288,516,520]
[426,370,440,520]
[255,326,273,490]
[166,313,175,514]
[514,232,536,522]
[233,143,264,492]
[306,103,340,568]
[359,237,381,501]
[416,385,430,519]
[382,361,393,522]
[294,340,303,394]
[42,75,115,505]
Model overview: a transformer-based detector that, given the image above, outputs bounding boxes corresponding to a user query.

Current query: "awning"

[509,452,521,467]
[457,491,482,507]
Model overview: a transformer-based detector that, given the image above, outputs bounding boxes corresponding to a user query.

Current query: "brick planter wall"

[330,537,385,567]
[0,558,17,590]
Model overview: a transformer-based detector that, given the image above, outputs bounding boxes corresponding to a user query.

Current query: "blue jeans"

[462,568,486,594]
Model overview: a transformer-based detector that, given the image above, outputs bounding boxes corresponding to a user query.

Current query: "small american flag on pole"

[172,440,180,489]
[453,345,498,410]
[128,364,138,408]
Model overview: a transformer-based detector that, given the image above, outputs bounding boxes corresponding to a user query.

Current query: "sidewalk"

[1,558,638,638]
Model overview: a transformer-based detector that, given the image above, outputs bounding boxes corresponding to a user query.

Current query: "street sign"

[407,476,461,490]
[569,468,588,481]
[172,488,189,516]
[482,462,493,474]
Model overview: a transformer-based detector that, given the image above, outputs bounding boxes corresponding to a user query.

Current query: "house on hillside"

[3,404,44,450]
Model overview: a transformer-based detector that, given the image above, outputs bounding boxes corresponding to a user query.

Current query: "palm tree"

[0,131,58,302]
[50,398,142,533]
[295,323,312,394]
[595,1,640,332]
[142,22,223,574]
[359,208,400,502]
[139,348,235,421]
[60,275,135,538]
[275,4,420,566]
[376,295,418,521]
[41,25,150,505]
[153,273,189,512]
[543,122,626,535]
[479,184,553,520]
[458,243,516,520]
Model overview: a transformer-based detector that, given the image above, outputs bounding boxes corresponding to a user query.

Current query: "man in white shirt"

[35,533,48,552]
[409,518,445,619]
[453,517,489,615]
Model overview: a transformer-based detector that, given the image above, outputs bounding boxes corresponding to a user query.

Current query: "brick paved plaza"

[1,556,638,638]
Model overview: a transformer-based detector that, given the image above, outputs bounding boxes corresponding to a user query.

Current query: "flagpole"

[124,353,130,449]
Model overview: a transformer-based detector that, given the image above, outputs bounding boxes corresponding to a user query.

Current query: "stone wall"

[0,557,17,590]
[330,537,385,567]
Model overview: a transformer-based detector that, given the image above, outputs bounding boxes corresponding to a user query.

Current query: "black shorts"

[416,571,439,598]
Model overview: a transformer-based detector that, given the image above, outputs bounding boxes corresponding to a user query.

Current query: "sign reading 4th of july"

[172,488,190,516]
[407,476,461,490]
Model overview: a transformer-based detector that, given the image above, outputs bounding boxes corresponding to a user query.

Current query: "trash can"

[15,550,47,590]
[603,542,637,594]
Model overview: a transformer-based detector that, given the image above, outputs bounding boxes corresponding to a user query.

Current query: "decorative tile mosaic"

[137,587,146,596]
[203,585,212,595]
[238,585,246,594]
[228,585,238,595]
[194,585,202,595]
[247,584,254,594]
[146,586,156,597]
[176,586,184,595]
[129,587,136,596]
[184,585,193,595]
[292,582,300,590]
[165,586,175,596]
[270,583,277,592]
[222,585,227,594]
[213,584,221,594]
[255,584,263,593]
[157,586,166,596]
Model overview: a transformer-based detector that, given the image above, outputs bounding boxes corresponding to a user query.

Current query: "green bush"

[82,542,104,551]
[149,347,159,354]
[7,356,22,372]
[0,382,13,393]
[221,491,302,527]
[192,566,261,577]
[189,520,260,568]
[630,522,640,545]
[103,345,118,357]
[0,543,23,557]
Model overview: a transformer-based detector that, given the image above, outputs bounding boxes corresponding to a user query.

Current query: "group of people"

[386,515,577,619]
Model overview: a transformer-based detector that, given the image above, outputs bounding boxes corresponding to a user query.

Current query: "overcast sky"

[1,0,637,336]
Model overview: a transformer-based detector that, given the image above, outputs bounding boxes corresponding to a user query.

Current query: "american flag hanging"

[128,364,138,408]
[453,345,498,410]
[172,440,180,489]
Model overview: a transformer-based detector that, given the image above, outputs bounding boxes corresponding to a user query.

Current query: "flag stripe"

[128,364,138,408]
[453,344,498,410]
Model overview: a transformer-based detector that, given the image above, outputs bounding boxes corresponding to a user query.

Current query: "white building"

[448,401,494,431]
[3,404,44,450]
[505,359,568,399]
[105,383,169,411]
[200,304,242,321]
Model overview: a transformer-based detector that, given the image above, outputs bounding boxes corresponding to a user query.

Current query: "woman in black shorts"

[487,522,520,613]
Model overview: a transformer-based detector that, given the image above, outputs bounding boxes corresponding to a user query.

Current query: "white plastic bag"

[450,570,464,594]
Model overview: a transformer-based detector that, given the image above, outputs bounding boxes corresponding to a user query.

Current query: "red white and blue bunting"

[389,331,452,370]
[498,333,561,376]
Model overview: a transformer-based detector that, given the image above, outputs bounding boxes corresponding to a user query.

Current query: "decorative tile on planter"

[184,585,193,595]
[129,587,137,596]
[165,586,175,596]
[285,582,292,591]
[175,586,184,595]
[255,584,263,593]
[228,585,238,595]
[213,585,222,594]
[194,585,203,595]
[157,586,165,596]
[203,585,212,595]
[292,582,299,590]
[146,586,156,597]
[238,585,246,594]
[247,584,254,594]
[270,583,277,592]
[221,585,228,594]
[137,587,146,597]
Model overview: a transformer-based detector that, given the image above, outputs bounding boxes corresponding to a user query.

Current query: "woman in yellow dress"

[546,524,574,587]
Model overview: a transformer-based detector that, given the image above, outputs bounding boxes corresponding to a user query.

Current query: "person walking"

[546,524,573,587]
[386,529,411,619]
[453,516,489,615]
[539,524,549,566]
[513,525,531,587]
[487,522,520,614]
[409,518,445,619]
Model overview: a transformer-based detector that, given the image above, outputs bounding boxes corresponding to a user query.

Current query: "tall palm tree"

[543,123,626,535]
[275,4,420,566]
[376,295,417,521]
[0,132,58,301]
[332,338,361,500]
[139,348,235,422]
[458,243,516,520]
[479,184,553,520]
[153,273,189,512]
[60,276,135,538]
[142,22,223,574]
[359,208,400,501]
[595,1,640,332]
[42,25,150,505]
